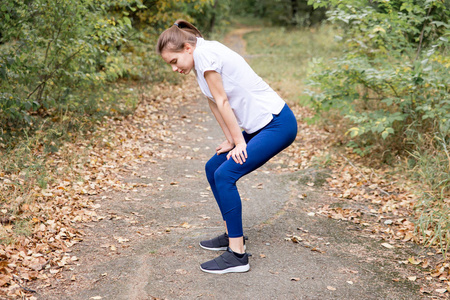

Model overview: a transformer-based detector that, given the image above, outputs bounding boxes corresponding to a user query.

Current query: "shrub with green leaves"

[0,0,133,144]
[0,0,221,149]
[306,0,449,252]
[0,0,226,249]
[306,0,449,151]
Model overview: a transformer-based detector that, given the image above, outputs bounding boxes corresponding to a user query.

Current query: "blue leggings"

[205,104,298,238]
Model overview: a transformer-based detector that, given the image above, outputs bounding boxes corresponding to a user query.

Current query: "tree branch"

[26,45,86,101]
[414,6,433,62]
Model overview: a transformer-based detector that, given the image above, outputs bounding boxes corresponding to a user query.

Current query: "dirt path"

[30,29,426,300]
[223,28,259,56]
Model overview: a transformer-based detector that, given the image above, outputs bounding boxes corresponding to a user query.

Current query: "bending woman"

[156,20,297,274]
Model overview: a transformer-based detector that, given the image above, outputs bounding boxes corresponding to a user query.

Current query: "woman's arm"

[208,98,236,155]
[204,70,247,164]
[208,98,233,143]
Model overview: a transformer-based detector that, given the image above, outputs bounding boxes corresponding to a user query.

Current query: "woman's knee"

[213,167,236,189]
[205,157,219,182]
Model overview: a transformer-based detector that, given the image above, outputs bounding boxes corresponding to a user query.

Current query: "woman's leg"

[200,105,297,273]
[205,153,228,218]
[214,105,298,248]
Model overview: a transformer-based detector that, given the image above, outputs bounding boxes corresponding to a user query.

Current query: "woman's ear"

[184,43,194,53]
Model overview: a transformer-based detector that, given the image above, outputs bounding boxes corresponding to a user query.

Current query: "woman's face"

[161,43,195,75]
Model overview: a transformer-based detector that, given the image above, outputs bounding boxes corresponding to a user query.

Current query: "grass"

[410,135,450,253]
[242,25,341,104]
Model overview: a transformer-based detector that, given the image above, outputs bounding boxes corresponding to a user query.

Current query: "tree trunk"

[291,0,298,25]
[209,0,218,33]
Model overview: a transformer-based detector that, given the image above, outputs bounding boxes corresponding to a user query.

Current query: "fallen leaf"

[287,236,302,243]
[180,222,191,229]
[251,183,264,189]
[402,232,414,242]
[311,247,325,254]
[327,286,336,291]
[0,274,10,286]
[408,257,421,265]
[115,237,129,243]
[381,243,394,249]
[420,287,432,294]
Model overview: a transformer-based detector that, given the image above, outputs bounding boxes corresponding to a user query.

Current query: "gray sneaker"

[200,247,250,274]
[199,233,248,251]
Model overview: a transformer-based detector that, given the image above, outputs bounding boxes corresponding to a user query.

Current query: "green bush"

[0,0,227,249]
[0,0,132,145]
[305,0,449,252]
[228,0,327,27]
[306,0,449,152]
[0,0,223,149]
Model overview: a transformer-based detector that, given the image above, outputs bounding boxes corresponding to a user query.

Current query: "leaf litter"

[0,74,448,298]
[0,78,199,298]
[267,98,448,297]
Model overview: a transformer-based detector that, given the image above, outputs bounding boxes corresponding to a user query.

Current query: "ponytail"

[156,19,203,55]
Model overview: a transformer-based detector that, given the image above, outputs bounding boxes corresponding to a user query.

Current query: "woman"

[156,20,297,274]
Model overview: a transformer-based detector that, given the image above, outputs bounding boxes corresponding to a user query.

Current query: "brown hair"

[156,19,203,55]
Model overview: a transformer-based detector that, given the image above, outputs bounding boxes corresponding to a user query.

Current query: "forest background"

[0,0,449,294]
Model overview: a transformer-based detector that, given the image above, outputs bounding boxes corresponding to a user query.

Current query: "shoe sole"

[199,242,246,251]
[199,243,228,251]
[200,264,250,274]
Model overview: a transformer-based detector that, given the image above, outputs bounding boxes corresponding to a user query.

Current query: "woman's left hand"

[216,140,235,155]
[227,142,248,164]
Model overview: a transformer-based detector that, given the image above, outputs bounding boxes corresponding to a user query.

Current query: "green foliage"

[306,0,450,253]
[0,0,230,248]
[186,0,231,35]
[113,0,215,32]
[229,0,327,27]
[0,0,222,149]
[411,134,450,253]
[306,0,450,147]
[0,0,132,146]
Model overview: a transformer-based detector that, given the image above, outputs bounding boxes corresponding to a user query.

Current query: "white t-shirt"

[193,37,285,134]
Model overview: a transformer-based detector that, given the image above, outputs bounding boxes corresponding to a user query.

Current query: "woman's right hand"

[216,140,234,155]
